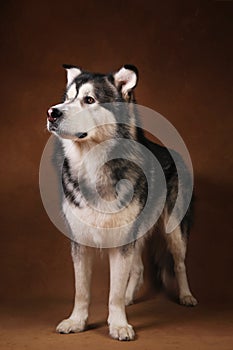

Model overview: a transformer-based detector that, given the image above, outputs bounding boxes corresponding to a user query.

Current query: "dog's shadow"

[87,294,198,337]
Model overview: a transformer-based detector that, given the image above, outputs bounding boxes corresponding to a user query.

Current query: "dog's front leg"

[56,242,93,334]
[108,247,135,341]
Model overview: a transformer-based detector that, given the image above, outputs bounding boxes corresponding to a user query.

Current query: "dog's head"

[47,65,138,142]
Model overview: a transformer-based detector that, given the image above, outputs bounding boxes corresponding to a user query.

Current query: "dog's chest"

[62,165,141,246]
[63,164,140,227]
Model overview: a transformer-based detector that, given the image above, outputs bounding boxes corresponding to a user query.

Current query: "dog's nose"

[47,108,63,122]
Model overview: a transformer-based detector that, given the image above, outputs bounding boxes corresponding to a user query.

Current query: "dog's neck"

[61,138,112,186]
[62,137,98,167]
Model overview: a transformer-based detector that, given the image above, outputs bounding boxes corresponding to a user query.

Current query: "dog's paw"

[109,323,135,341]
[56,318,86,334]
[180,294,198,307]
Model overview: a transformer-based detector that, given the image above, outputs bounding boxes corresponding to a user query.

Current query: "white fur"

[51,82,116,141]
[65,67,81,86]
[78,82,95,100]
[61,138,141,248]
[165,226,197,306]
[56,246,93,333]
[108,248,135,340]
[114,67,137,95]
[66,83,77,100]
[125,244,144,306]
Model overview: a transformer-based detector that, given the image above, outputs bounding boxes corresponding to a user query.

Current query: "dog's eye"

[84,96,95,104]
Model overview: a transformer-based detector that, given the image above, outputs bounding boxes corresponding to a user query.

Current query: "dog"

[46,64,198,341]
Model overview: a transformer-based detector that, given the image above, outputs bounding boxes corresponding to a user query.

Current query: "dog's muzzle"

[47,108,88,140]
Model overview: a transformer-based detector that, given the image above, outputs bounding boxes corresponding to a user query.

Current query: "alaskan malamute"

[47,64,197,341]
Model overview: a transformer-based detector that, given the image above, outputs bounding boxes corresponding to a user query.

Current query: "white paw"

[180,294,198,307]
[109,323,135,341]
[56,318,86,334]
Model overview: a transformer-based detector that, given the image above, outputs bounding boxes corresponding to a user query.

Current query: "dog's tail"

[156,252,176,293]
[148,230,176,293]
[160,254,176,293]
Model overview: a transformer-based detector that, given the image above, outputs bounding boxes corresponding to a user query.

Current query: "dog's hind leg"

[108,246,135,341]
[125,243,144,306]
[164,225,198,306]
[56,242,93,333]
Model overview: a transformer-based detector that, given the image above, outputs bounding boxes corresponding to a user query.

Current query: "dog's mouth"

[48,124,58,132]
[48,124,88,140]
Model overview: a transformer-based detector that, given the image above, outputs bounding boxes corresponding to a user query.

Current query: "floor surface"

[1,294,232,350]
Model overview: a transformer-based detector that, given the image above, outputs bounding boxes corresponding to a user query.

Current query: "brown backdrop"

[0,1,232,349]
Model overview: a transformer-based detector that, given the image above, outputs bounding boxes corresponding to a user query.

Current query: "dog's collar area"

[76,132,88,139]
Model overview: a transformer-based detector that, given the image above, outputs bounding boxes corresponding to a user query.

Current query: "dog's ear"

[114,64,138,97]
[62,64,82,86]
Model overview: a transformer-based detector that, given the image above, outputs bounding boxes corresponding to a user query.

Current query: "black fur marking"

[62,68,139,106]
[107,73,115,85]
[62,158,82,207]
[120,242,135,256]
[71,240,80,256]
[62,64,81,70]
[76,132,88,139]
[70,72,118,103]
